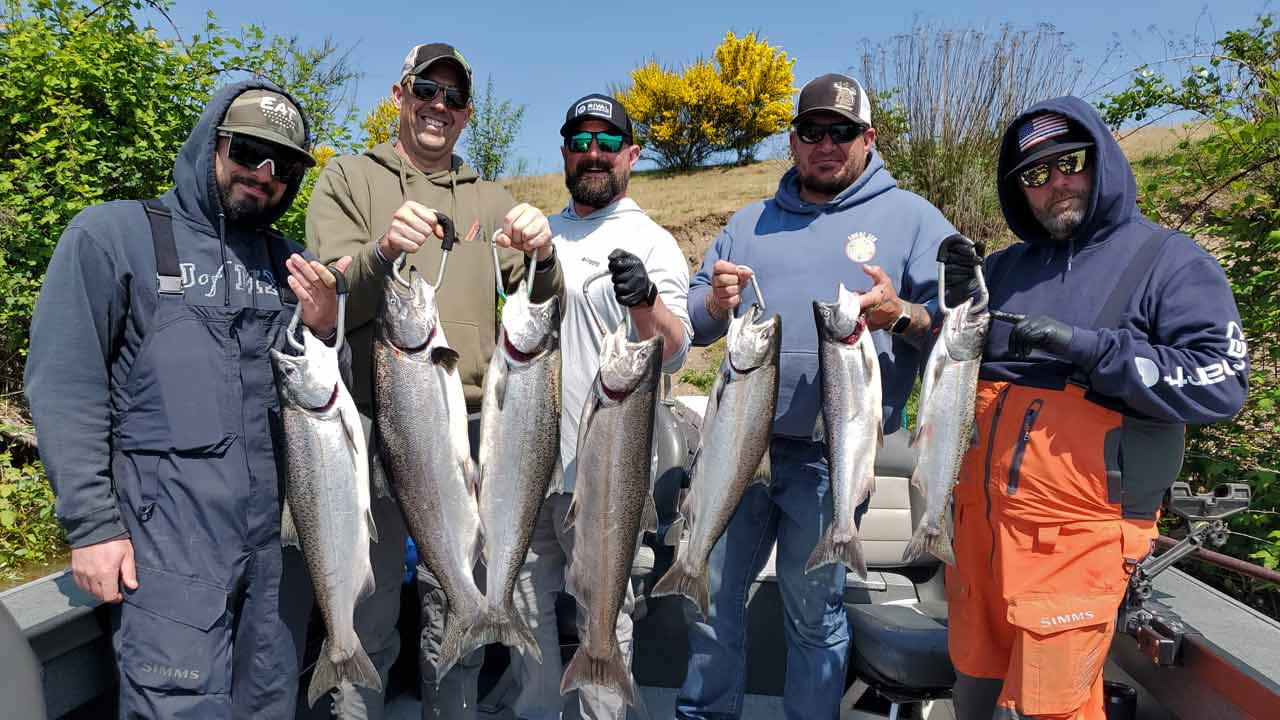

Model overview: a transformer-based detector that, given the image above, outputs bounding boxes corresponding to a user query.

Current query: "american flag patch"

[1017,113,1069,152]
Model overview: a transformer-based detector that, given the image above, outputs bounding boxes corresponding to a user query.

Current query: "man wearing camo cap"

[26,81,348,717]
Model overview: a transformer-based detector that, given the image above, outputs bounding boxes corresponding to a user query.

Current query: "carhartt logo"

[576,100,612,118]
[140,662,201,681]
[1039,610,1096,628]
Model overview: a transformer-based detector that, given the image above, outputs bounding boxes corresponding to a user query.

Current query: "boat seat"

[847,601,955,699]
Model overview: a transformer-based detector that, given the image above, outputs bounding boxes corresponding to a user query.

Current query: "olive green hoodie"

[306,141,563,411]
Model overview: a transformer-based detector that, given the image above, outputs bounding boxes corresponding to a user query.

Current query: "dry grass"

[1116,123,1216,162]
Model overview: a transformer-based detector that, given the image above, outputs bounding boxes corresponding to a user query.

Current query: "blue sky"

[150,1,1271,175]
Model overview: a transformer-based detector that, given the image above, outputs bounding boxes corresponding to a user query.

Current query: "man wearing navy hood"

[943,98,1248,720]
[677,74,956,719]
[25,81,349,716]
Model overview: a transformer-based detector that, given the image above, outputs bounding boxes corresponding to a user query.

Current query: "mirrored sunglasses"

[565,131,626,154]
[1018,149,1089,188]
[223,133,307,183]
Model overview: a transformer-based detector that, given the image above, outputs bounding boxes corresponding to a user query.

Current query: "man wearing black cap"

[26,81,348,717]
[501,93,691,719]
[679,74,956,719]
[297,42,563,720]
[941,98,1246,720]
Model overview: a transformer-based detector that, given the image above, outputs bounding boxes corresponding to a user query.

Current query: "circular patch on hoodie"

[845,232,878,263]
[1134,356,1160,387]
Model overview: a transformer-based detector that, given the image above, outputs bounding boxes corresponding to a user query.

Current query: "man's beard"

[1031,192,1087,241]
[798,153,863,197]
[220,177,280,227]
[566,160,628,210]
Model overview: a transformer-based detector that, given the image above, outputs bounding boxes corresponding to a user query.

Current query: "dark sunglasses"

[1017,149,1088,188]
[565,130,627,154]
[409,78,468,110]
[223,133,307,183]
[795,121,866,145]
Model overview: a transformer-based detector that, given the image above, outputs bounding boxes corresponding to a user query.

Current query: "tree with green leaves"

[463,76,526,181]
[1100,13,1280,617]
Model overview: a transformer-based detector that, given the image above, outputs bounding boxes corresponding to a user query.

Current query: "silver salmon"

[561,326,663,708]
[810,284,882,580]
[373,268,482,681]
[902,291,989,566]
[272,330,380,707]
[466,285,561,662]
[651,304,779,618]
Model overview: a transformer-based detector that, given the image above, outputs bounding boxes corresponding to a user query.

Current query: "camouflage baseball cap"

[216,89,315,165]
[399,42,473,94]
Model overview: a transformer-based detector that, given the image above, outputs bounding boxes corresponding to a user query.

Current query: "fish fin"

[811,411,826,443]
[877,421,884,449]
[357,561,376,604]
[431,346,460,373]
[642,493,658,534]
[306,638,382,708]
[459,604,542,665]
[337,397,360,454]
[903,520,956,566]
[908,420,922,448]
[565,562,590,610]
[662,516,685,546]
[751,449,772,486]
[805,525,868,580]
[463,457,480,501]
[651,562,711,619]
[370,452,392,499]
[365,506,379,544]
[560,642,637,707]
[563,493,578,532]
[280,499,300,548]
[970,422,980,449]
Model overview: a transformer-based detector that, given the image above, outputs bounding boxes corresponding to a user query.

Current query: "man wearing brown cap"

[296,42,563,720]
[677,73,956,719]
[26,81,347,717]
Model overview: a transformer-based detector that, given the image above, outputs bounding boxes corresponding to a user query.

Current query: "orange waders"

[946,381,1179,719]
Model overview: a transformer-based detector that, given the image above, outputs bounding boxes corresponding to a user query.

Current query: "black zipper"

[983,385,1012,567]
[1007,399,1045,496]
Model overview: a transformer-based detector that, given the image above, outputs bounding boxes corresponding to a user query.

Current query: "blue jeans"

[675,437,865,720]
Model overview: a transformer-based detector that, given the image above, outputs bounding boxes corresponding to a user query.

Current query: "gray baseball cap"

[793,74,872,126]
[399,42,473,94]
[216,89,314,165]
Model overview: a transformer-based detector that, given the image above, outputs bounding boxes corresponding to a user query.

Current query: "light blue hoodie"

[688,149,955,437]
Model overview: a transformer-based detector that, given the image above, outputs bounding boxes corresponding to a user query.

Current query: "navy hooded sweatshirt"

[689,150,956,437]
[24,81,314,548]
[984,96,1247,425]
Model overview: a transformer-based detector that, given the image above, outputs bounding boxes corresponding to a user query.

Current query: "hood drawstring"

[218,212,230,307]
[1067,236,1075,273]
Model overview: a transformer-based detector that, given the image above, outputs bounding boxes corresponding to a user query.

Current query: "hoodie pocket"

[442,320,484,393]
[1007,399,1045,496]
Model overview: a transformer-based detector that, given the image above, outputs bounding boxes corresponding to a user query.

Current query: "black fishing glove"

[937,233,985,307]
[608,249,657,307]
[1009,315,1075,359]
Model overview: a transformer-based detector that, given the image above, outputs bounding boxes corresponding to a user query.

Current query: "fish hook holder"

[935,257,991,318]
[285,262,350,353]
[582,269,633,339]
[389,212,457,293]
[490,229,539,303]
[734,265,768,315]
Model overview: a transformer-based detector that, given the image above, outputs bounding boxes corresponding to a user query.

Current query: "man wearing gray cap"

[25,81,347,717]
[296,42,563,720]
[676,73,956,719]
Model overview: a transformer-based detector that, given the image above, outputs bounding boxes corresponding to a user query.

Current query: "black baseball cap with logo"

[400,42,473,95]
[793,73,873,127]
[216,88,315,165]
[559,93,633,139]
[1004,111,1094,178]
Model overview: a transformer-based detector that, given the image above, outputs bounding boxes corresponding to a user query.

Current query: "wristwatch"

[890,302,912,334]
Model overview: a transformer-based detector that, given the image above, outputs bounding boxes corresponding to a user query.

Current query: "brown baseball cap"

[216,89,315,165]
[793,73,872,127]
[400,42,473,94]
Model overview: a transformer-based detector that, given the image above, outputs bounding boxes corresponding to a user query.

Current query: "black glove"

[937,233,985,307]
[608,249,657,307]
[1009,315,1075,359]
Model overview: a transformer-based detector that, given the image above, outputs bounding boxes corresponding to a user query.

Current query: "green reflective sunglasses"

[1018,149,1088,188]
[566,131,626,154]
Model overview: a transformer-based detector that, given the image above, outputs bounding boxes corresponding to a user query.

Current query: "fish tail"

[903,521,956,566]
[559,643,637,707]
[650,561,711,619]
[459,604,542,665]
[306,637,382,708]
[805,525,868,580]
